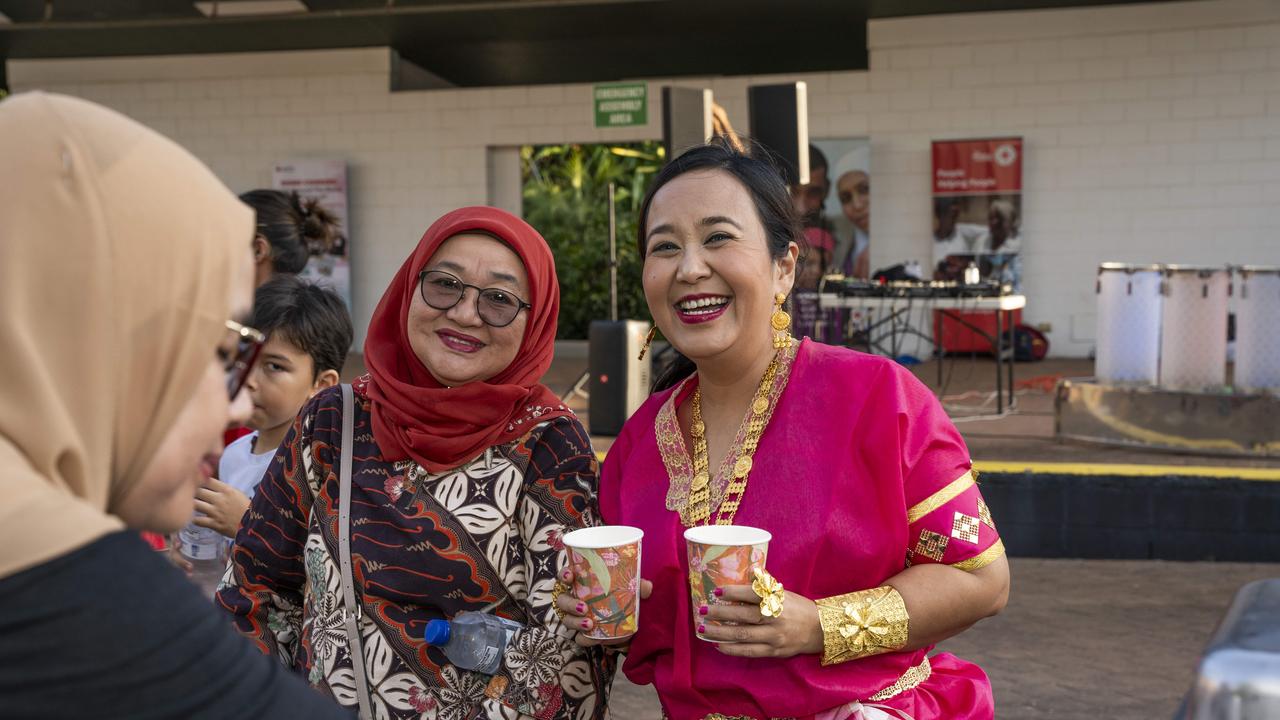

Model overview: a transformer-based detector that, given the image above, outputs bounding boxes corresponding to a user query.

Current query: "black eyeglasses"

[224,320,267,400]
[418,270,531,328]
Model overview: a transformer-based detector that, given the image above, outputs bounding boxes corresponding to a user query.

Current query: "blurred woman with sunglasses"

[216,207,614,719]
[0,92,348,717]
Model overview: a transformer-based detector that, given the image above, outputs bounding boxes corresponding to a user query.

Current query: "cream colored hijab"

[0,92,252,578]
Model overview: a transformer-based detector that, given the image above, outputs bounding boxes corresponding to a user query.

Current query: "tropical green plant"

[522,142,664,339]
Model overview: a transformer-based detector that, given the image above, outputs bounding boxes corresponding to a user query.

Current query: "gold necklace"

[687,353,782,526]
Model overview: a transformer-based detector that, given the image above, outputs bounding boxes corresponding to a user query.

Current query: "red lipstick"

[437,329,486,353]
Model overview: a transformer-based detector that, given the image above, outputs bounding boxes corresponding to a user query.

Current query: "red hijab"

[363,206,573,472]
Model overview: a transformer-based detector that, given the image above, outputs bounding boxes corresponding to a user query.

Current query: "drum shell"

[1096,267,1162,385]
[1235,269,1280,393]
[1159,269,1229,391]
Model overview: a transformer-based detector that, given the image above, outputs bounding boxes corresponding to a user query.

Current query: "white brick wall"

[10,0,1280,355]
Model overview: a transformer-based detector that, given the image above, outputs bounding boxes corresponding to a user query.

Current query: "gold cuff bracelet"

[815,585,910,666]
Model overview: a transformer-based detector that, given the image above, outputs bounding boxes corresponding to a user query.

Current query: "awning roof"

[0,0,1172,87]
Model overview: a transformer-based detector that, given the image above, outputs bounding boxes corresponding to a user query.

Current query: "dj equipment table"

[817,291,1027,413]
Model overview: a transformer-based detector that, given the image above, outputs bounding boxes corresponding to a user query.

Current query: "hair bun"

[294,193,340,255]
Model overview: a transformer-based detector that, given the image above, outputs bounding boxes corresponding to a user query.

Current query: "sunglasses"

[418,270,531,328]
[224,319,267,400]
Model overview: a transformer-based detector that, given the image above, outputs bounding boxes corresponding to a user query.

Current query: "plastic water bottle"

[179,521,223,561]
[964,261,981,285]
[423,612,523,674]
[178,521,229,595]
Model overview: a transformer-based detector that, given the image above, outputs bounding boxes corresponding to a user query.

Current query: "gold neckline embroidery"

[655,343,798,527]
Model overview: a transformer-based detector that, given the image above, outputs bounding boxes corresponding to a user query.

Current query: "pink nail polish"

[698,605,709,616]
[697,623,706,634]
[580,619,591,629]
[713,587,724,597]
[576,602,585,614]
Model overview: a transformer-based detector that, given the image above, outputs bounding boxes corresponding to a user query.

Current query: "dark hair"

[636,137,804,392]
[240,189,341,275]
[934,196,959,217]
[808,143,829,185]
[249,275,354,378]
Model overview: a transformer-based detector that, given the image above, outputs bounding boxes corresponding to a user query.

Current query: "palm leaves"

[521,142,665,338]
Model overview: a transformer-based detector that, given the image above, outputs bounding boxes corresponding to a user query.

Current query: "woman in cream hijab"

[832,145,871,280]
[0,92,348,718]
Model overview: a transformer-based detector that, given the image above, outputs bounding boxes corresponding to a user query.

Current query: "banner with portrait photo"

[931,137,1023,292]
[789,138,871,344]
[797,138,871,281]
[271,159,352,308]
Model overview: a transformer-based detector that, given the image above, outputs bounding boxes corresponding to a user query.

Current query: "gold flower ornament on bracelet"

[815,585,910,666]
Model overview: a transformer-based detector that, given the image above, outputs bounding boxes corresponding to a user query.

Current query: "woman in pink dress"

[556,140,1009,719]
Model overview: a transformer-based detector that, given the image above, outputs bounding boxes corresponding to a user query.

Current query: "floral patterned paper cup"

[683,525,771,642]
[562,525,644,640]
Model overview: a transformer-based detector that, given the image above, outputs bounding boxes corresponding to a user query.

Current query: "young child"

[192,275,353,540]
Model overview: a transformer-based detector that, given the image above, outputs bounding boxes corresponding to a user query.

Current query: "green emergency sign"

[593,83,647,128]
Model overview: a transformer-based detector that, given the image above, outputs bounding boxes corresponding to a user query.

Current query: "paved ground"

[604,558,1280,719]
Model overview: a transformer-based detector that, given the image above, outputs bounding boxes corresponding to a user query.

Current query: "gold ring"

[752,567,785,619]
[551,580,569,621]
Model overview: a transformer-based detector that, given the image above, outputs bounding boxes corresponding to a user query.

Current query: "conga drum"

[1159,266,1230,391]
[1235,266,1280,393]
[1095,263,1162,385]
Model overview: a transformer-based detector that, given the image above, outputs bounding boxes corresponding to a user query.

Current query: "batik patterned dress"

[217,378,615,720]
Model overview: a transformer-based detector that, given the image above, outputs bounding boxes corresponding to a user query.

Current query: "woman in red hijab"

[217,207,615,719]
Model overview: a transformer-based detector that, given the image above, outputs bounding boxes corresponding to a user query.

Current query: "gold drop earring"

[638,325,658,361]
[771,293,794,349]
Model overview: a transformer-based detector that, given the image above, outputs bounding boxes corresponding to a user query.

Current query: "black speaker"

[588,320,652,436]
[747,82,810,185]
[662,86,713,161]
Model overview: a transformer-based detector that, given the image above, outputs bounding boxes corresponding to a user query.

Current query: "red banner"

[932,138,1022,195]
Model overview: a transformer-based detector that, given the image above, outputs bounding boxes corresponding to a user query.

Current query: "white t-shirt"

[218,431,275,500]
[932,223,987,265]
[982,232,1022,255]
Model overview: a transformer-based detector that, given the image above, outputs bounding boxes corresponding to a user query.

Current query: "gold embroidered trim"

[869,655,932,701]
[655,375,700,524]
[656,343,797,527]
[951,538,1006,572]
[816,586,910,666]
[905,470,975,524]
[977,498,995,529]
[694,656,930,719]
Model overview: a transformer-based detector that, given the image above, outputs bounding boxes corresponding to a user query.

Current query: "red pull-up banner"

[932,138,1022,195]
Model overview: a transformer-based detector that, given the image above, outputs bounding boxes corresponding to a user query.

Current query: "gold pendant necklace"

[687,352,783,526]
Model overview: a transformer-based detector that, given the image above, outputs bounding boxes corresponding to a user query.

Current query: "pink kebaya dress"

[599,339,1003,720]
